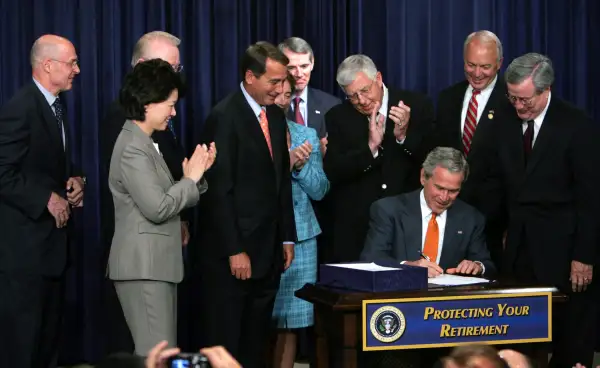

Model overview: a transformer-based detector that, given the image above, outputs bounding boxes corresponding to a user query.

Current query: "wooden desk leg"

[314,305,329,368]
[314,305,360,368]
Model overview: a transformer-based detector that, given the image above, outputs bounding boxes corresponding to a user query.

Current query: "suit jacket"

[287,87,341,139]
[323,88,435,262]
[107,120,206,283]
[483,96,600,287]
[0,81,75,276]
[99,101,188,264]
[287,121,330,242]
[360,190,495,276]
[196,89,296,279]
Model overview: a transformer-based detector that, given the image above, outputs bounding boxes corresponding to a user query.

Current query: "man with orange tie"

[360,147,495,278]
[194,42,296,368]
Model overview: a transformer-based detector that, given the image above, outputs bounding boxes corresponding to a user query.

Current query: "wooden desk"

[296,282,567,368]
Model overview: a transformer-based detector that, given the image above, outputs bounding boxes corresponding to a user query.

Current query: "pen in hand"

[418,250,444,274]
[418,250,431,262]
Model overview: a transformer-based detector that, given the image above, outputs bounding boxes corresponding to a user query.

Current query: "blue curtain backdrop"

[0,0,598,364]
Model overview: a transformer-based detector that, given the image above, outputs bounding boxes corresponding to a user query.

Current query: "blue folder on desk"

[319,261,428,292]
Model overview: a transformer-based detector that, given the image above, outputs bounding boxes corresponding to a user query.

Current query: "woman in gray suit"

[108,59,215,355]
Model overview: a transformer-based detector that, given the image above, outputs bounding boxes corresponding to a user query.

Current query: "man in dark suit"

[195,42,296,368]
[98,31,189,355]
[0,34,84,368]
[484,53,598,367]
[361,147,495,278]
[277,37,340,143]
[324,54,434,263]
[432,30,514,271]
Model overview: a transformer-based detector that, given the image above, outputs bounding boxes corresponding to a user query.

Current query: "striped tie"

[462,89,481,155]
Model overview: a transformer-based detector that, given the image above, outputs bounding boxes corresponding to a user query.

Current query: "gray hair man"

[482,52,599,367]
[431,31,512,274]
[278,37,340,144]
[361,147,495,278]
[323,53,434,263]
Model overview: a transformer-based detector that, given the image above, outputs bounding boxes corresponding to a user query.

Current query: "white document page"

[326,262,400,272]
[428,274,490,286]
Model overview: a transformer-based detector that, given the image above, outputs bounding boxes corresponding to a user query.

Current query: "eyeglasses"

[51,58,80,69]
[344,79,376,102]
[506,92,538,107]
[172,64,183,73]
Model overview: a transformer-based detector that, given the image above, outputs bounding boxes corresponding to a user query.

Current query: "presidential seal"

[370,306,406,343]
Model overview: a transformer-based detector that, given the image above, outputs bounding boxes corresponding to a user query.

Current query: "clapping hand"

[290,140,312,171]
[390,100,411,141]
[368,101,384,154]
[182,144,209,183]
[205,142,217,171]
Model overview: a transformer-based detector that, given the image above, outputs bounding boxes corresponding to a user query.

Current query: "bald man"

[0,34,83,367]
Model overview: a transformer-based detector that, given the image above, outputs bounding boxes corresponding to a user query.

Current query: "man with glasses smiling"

[482,53,599,367]
[323,54,434,263]
[0,34,83,368]
[99,30,190,355]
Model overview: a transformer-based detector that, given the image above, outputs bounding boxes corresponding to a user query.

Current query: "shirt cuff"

[283,242,295,245]
[400,261,407,265]
[474,261,485,275]
[396,138,406,144]
[373,149,379,158]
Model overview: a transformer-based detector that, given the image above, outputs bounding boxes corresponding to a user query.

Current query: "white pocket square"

[457,230,463,234]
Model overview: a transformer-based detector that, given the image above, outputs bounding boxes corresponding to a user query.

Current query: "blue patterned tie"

[52,98,65,149]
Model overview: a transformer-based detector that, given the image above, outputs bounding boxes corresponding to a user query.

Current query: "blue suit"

[272,121,329,328]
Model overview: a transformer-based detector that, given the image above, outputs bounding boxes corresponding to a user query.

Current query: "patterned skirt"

[272,237,317,329]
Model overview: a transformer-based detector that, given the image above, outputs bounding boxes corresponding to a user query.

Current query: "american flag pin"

[315,110,321,114]
[457,230,463,234]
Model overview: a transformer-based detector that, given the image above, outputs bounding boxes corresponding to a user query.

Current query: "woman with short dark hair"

[108,59,216,355]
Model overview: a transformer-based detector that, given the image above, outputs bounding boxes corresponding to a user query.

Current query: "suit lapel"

[439,205,460,269]
[127,121,174,183]
[234,92,274,162]
[525,99,556,177]
[403,192,424,260]
[306,88,321,128]
[266,105,283,188]
[450,82,469,145]
[31,84,65,154]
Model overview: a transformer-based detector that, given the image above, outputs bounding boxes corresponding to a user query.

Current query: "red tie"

[294,97,305,126]
[259,109,273,158]
[462,89,481,155]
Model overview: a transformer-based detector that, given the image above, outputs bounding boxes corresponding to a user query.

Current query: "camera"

[167,353,211,368]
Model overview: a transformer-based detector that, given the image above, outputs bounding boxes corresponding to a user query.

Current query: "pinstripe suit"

[272,121,329,328]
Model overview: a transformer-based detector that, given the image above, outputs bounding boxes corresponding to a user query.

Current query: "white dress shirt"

[460,75,498,134]
[522,92,551,146]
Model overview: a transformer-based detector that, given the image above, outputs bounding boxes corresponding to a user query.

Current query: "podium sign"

[363,292,551,351]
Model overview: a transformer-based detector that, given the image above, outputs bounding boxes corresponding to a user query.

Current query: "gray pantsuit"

[108,120,207,355]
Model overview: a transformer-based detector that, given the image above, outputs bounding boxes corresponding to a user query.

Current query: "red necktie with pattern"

[462,89,481,155]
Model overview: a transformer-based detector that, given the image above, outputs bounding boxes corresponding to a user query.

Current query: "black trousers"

[0,272,65,368]
[511,235,597,368]
[199,259,280,368]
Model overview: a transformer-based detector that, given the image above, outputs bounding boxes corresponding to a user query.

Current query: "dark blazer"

[0,81,74,276]
[99,101,188,263]
[431,79,512,206]
[483,96,599,288]
[360,190,496,277]
[196,89,296,279]
[323,88,434,262]
[286,87,341,138]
